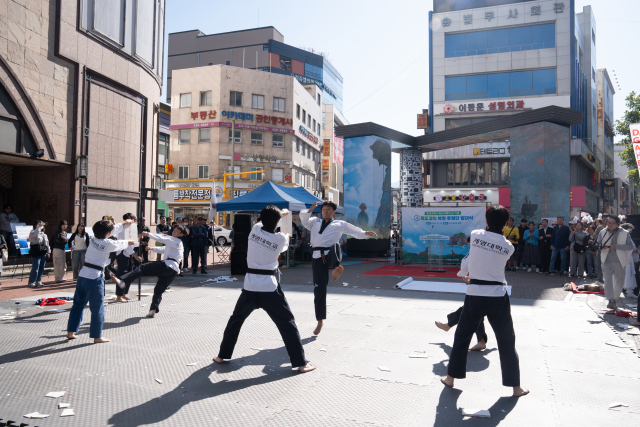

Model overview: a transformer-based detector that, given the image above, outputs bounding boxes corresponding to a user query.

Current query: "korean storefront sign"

[221,111,253,121]
[433,193,485,202]
[256,115,293,127]
[173,188,212,202]
[322,159,330,170]
[298,125,318,144]
[473,147,510,156]
[191,110,217,120]
[631,123,640,177]
[417,114,428,129]
[323,139,331,157]
[443,100,524,114]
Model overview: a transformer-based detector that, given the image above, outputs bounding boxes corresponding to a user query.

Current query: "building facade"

[0,0,164,234]
[164,65,322,220]
[427,0,602,216]
[321,104,347,205]
[167,27,344,114]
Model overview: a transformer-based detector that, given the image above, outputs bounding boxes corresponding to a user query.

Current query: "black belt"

[469,279,505,286]
[247,268,278,276]
[313,247,332,251]
[167,258,179,263]
[84,262,104,272]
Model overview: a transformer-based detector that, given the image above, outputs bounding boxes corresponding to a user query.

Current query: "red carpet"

[361,265,461,279]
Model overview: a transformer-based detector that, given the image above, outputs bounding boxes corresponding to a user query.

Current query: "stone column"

[400,149,423,207]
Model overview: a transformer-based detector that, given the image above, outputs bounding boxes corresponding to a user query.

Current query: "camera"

[587,242,601,252]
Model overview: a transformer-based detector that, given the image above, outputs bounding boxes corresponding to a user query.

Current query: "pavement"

[0,261,639,426]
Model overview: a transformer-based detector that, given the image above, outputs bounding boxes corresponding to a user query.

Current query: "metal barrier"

[213,245,231,266]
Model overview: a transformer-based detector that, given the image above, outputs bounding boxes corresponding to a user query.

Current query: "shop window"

[273,97,285,112]
[251,94,264,109]
[198,165,209,179]
[272,134,284,147]
[469,163,477,185]
[250,167,262,181]
[179,129,190,144]
[272,168,283,182]
[180,93,191,107]
[200,91,212,106]
[461,163,469,186]
[198,128,210,143]
[228,129,241,143]
[230,91,242,107]
[296,104,300,118]
[94,0,126,45]
[250,132,263,145]
[501,162,510,185]
[178,166,189,179]
[445,69,556,100]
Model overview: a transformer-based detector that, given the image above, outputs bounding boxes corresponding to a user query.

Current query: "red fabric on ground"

[38,298,68,306]
[361,265,461,279]
[570,282,604,295]
[611,310,637,318]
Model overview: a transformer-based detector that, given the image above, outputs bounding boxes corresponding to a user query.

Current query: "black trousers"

[115,252,132,296]
[183,246,190,270]
[540,243,551,272]
[191,245,206,272]
[218,286,307,367]
[312,257,330,320]
[2,230,16,257]
[447,306,488,344]
[448,293,520,387]
[120,262,178,312]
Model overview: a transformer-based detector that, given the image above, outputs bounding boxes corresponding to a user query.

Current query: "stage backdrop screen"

[401,207,486,264]
[344,135,392,240]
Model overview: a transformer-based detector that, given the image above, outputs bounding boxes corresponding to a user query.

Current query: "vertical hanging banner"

[631,123,640,177]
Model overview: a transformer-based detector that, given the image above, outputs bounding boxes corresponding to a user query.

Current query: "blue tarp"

[215,181,343,214]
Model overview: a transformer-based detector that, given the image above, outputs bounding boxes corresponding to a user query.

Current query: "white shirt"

[299,211,367,259]
[457,229,514,297]
[1,212,18,232]
[244,223,288,292]
[149,232,183,273]
[28,226,51,254]
[79,238,131,280]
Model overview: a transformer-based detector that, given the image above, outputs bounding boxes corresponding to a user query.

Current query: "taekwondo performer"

[441,205,529,397]
[435,307,487,351]
[114,212,136,303]
[115,224,187,318]
[66,219,135,343]
[300,200,377,336]
[213,206,315,373]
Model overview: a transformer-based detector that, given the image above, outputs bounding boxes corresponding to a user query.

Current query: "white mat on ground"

[395,277,511,296]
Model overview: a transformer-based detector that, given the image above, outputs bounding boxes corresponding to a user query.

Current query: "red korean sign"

[191,110,217,120]
[333,137,344,166]
[631,123,640,176]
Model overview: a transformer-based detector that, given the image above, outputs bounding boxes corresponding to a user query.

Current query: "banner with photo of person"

[401,207,486,264]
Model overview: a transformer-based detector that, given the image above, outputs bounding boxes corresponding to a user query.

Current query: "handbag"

[573,243,585,254]
[1,248,7,262]
[28,243,48,257]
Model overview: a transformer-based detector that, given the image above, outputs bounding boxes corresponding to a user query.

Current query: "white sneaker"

[28,282,36,288]
[527,268,532,273]
[36,282,44,288]
[536,268,540,273]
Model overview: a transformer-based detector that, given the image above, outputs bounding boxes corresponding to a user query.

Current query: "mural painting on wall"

[344,136,391,239]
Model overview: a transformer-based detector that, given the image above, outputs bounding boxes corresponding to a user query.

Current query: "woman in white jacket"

[28,220,51,288]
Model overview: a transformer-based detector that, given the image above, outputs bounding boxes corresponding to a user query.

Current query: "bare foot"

[441,375,454,388]
[93,337,111,343]
[513,386,529,397]
[146,310,156,318]
[299,363,316,373]
[213,356,225,364]
[332,265,344,281]
[469,340,486,351]
[435,321,451,332]
[122,295,130,301]
[66,332,77,340]
[115,296,128,303]
[313,320,324,336]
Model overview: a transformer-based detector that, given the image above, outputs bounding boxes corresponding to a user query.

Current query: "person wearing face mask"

[598,215,634,310]
[568,222,588,278]
[28,220,51,288]
[53,220,69,282]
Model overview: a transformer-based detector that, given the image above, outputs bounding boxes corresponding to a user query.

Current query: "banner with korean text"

[631,123,640,177]
[401,207,486,265]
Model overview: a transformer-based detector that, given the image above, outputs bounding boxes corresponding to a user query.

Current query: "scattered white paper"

[0,316,15,320]
[140,293,152,296]
[24,412,51,419]
[626,329,640,335]
[461,409,490,418]
[59,403,70,409]
[378,366,391,372]
[60,408,75,417]
[409,354,429,358]
[186,362,199,366]
[616,323,630,330]
[140,304,146,307]
[342,283,349,286]
[251,348,264,351]
[203,276,238,284]
[605,341,633,348]
[46,391,65,398]
[609,402,629,409]
[366,324,373,327]
[155,378,163,384]
[320,348,326,352]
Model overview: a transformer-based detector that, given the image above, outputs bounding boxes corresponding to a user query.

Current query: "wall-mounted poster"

[15,226,32,256]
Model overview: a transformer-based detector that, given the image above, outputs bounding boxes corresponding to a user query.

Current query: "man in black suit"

[539,219,553,272]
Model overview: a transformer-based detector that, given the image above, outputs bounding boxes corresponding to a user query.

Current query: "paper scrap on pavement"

[616,323,630,329]
[140,304,146,307]
[378,366,391,372]
[609,402,629,409]
[46,391,65,398]
[24,412,51,418]
[155,378,163,384]
[140,293,152,296]
[626,329,640,335]
[605,341,632,348]
[60,408,75,417]
[58,403,70,409]
[320,348,326,352]
[343,283,349,286]
[366,324,373,327]
[409,354,429,358]
[186,362,199,366]
[0,316,15,320]
[461,409,490,418]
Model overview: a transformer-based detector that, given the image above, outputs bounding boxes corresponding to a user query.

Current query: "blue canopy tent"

[215,181,344,214]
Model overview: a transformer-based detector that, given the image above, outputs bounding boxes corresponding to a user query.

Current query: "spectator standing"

[69,223,90,280]
[517,219,528,270]
[539,219,553,272]
[585,226,597,278]
[593,217,606,283]
[620,223,638,295]
[568,222,588,278]
[547,216,571,276]
[155,215,171,261]
[598,215,634,310]
[179,219,192,276]
[28,221,50,288]
[137,217,150,264]
[522,221,541,272]
[190,217,208,274]
[503,217,519,271]
[52,220,69,282]
[0,204,19,256]
[0,233,6,278]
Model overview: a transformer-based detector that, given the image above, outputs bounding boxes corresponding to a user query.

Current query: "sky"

[162,0,640,182]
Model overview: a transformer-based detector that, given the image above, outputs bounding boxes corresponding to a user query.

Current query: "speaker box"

[233,215,252,250]
[230,249,248,276]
